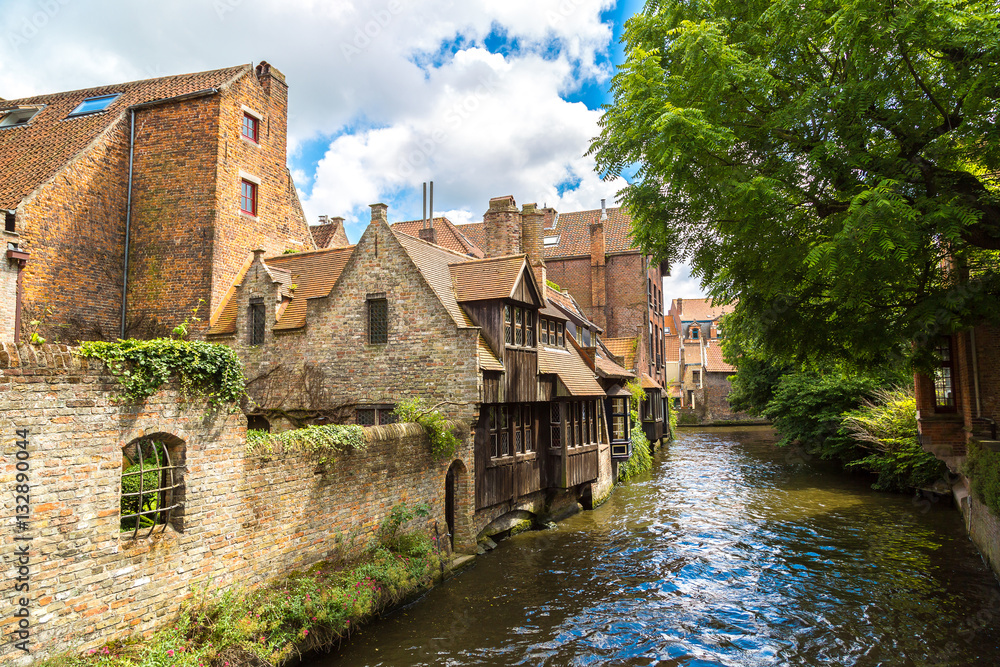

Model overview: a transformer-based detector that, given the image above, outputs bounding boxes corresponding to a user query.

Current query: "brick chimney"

[418,220,438,245]
[521,203,547,302]
[311,216,349,248]
[676,298,683,316]
[483,195,521,258]
[370,203,388,223]
[590,200,607,329]
[255,61,286,97]
[542,206,558,230]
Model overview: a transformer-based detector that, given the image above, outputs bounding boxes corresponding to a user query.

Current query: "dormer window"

[690,327,699,339]
[68,94,120,117]
[505,305,535,348]
[0,107,42,128]
[538,318,565,347]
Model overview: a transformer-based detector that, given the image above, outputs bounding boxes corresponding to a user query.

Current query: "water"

[322,427,1000,666]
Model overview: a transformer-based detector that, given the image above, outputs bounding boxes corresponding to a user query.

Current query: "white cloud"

[663,263,708,302]
[0,0,623,241]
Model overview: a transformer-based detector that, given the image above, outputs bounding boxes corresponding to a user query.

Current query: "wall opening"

[120,434,185,539]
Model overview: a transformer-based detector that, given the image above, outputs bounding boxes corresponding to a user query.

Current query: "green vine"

[392,398,461,460]
[77,338,246,409]
[245,424,367,465]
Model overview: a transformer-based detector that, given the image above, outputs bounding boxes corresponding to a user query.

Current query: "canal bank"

[322,426,1000,667]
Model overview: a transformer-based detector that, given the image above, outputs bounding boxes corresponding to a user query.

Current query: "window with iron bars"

[120,438,183,539]
[356,405,397,426]
[368,294,388,344]
[248,297,265,345]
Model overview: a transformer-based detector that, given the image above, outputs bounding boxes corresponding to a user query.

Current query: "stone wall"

[959,485,1000,581]
[0,344,472,662]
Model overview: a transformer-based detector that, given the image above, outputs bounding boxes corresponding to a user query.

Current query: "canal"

[324,427,1000,666]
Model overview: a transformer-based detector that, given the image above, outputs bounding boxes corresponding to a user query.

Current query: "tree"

[592,0,1000,369]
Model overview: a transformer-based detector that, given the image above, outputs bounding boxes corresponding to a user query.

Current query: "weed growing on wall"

[77,338,246,409]
[392,398,461,460]
[966,441,1000,517]
[245,424,367,466]
[40,514,439,667]
[619,379,653,482]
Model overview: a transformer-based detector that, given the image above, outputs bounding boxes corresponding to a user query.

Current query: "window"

[515,307,524,346]
[489,403,535,458]
[543,235,560,247]
[356,405,397,425]
[557,322,565,347]
[591,400,599,444]
[500,406,510,456]
[241,112,259,143]
[690,327,699,339]
[513,405,523,453]
[550,402,562,450]
[4,210,14,233]
[540,318,549,345]
[489,406,500,458]
[934,338,956,411]
[69,94,120,117]
[0,108,41,128]
[248,297,265,345]
[523,405,534,452]
[692,370,701,384]
[368,294,388,344]
[610,398,628,442]
[240,178,258,216]
[504,305,513,344]
[120,438,182,539]
[526,311,535,347]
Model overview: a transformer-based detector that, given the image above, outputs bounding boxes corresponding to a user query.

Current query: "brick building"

[665,297,752,422]
[0,62,313,342]
[916,325,1000,470]
[208,201,616,538]
[392,198,671,441]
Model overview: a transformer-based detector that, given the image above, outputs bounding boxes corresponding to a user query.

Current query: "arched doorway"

[445,464,457,550]
[444,459,468,551]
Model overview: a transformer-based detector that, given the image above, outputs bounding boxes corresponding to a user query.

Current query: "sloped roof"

[705,344,736,373]
[664,334,681,362]
[450,255,529,303]
[310,220,350,248]
[547,288,602,332]
[392,229,474,328]
[452,206,640,260]
[207,254,255,335]
[538,346,604,397]
[682,343,703,365]
[392,217,485,258]
[604,337,638,371]
[640,373,663,390]
[0,64,249,209]
[595,354,634,380]
[478,335,504,372]
[671,298,733,323]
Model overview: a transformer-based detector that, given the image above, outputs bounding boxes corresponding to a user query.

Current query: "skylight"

[0,107,42,128]
[543,235,560,247]
[68,94,121,117]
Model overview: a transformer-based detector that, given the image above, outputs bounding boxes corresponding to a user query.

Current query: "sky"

[0,0,705,299]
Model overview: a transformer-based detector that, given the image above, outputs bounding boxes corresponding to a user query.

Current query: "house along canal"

[322,426,1000,666]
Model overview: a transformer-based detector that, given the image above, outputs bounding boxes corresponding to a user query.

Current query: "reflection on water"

[322,427,1000,666]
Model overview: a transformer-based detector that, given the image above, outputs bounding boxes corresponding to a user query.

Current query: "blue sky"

[0,0,704,298]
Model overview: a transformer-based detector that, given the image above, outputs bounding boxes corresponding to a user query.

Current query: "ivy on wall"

[245,424,367,466]
[77,338,246,409]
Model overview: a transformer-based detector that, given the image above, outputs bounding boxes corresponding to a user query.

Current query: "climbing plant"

[392,398,461,460]
[77,338,246,409]
[245,424,367,466]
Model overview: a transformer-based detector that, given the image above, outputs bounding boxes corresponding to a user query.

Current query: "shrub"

[618,419,653,482]
[392,398,461,459]
[245,424,366,466]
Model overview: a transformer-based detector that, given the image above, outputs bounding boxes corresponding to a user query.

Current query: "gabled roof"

[547,288,603,333]
[449,255,532,303]
[604,337,638,371]
[670,298,733,323]
[310,219,350,248]
[538,345,604,397]
[207,245,355,335]
[640,373,663,390]
[594,354,634,380]
[0,64,250,209]
[704,344,735,373]
[391,217,485,258]
[391,229,475,328]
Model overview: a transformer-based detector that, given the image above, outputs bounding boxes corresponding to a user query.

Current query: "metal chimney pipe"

[429,181,434,225]
[600,198,607,221]
[422,182,427,228]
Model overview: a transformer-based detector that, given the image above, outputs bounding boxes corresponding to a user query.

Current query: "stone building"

[392,198,670,441]
[208,201,616,539]
[0,62,313,343]
[666,297,752,422]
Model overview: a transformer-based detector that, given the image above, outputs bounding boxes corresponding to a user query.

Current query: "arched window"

[120,436,184,538]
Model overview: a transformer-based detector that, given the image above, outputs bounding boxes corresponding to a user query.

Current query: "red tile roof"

[664,334,681,362]
[0,64,250,209]
[704,344,735,373]
[595,354,634,380]
[670,298,734,323]
[392,217,485,258]
[449,255,529,303]
[311,219,350,248]
[604,337,638,371]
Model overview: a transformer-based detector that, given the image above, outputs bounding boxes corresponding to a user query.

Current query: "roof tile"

[450,255,528,303]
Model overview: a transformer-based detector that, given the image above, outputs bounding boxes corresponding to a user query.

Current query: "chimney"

[590,207,607,329]
[521,203,546,302]
[418,224,437,244]
[318,215,328,225]
[676,298,683,315]
[542,206,558,230]
[255,61,286,97]
[370,203,388,223]
[600,198,608,221]
[483,195,520,258]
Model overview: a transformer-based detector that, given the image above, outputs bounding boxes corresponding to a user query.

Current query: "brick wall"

[0,343,472,661]
[0,233,18,342]
[702,370,755,421]
[17,120,130,341]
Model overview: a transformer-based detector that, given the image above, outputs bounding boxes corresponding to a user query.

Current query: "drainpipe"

[121,108,135,338]
[971,328,982,418]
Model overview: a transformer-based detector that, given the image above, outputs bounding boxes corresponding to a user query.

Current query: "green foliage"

[120,441,167,532]
[723,337,794,417]
[171,299,205,341]
[965,441,1000,517]
[667,397,678,440]
[842,389,946,491]
[77,338,246,409]
[377,502,432,557]
[392,398,461,460]
[618,418,653,482]
[39,547,437,667]
[546,279,562,291]
[592,0,1000,369]
[625,379,645,416]
[245,424,367,466]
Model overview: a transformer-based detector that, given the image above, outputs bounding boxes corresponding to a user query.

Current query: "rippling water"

[323,427,1000,666]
